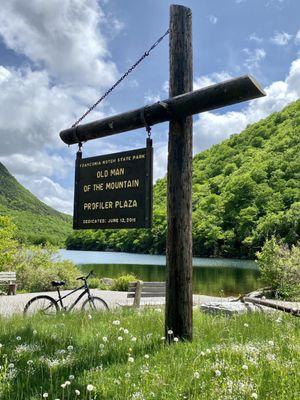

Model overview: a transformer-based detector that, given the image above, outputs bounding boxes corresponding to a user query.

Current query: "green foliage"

[256,237,300,300]
[0,216,18,270]
[0,162,72,246]
[0,310,299,399]
[66,100,300,258]
[0,219,78,291]
[88,277,106,289]
[111,274,138,291]
[12,245,79,292]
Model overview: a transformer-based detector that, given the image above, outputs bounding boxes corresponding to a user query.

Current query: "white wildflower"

[75,389,80,395]
[215,369,221,377]
[131,336,137,342]
[43,393,48,398]
[114,379,121,385]
[167,330,173,335]
[251,393,258,399]
[113,320,120,325]
[102,336,108,342]
[144,354,149,359]
[65,380,71,386]
[32,330,37,335]
[118,336,123,341]
[16,336,21,341]
[69,375,75,380]
[125,372,131,378]
[67,345,74,352]
[194,371,200,379]
[242,364,248,370]
[268,340,274,346]
[128,357,134,363]
[124,329,129,334]
[174,337,179,342]
[88,314,92,320]
[87,384,94,392]
[244,323,249,327]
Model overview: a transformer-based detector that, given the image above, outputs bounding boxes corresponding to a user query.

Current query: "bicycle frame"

[55,281,93,312]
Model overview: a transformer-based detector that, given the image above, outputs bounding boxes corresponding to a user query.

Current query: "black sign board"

[73,139,153,229]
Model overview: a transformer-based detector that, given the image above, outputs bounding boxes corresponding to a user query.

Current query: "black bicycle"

[23,271,109,316]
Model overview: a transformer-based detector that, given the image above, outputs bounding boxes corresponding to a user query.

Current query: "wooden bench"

[0,272,17,295]
[127,281,166,307]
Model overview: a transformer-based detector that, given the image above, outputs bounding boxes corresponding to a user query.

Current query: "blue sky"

[0,0,299,214]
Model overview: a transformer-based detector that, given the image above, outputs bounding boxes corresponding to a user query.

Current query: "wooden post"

[165,5,193,341]
[133,281,142,308]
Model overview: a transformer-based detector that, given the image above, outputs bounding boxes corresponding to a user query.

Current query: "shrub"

[12,245,79,292]
[112,274,138,291]
[256,237,300,300]
[88,277,108,290]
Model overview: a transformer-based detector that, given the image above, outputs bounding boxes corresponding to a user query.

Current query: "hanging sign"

[73,139,153,230]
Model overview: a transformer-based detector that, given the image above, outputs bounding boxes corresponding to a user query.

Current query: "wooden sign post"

[166,5,193,340]
[60,5,266,342]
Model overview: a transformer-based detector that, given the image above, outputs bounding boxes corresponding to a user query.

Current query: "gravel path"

[0,289,224,317]
[0,290,298,317]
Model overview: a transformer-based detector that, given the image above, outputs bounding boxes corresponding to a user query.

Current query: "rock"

[200,301,260,316]
[100,277,115,287]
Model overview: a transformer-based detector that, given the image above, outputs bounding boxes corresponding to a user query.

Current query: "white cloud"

[243,48,266,71]
[249,33,263,43]
[20,176,73,214]
[295,30,300,45]
[153,142,168,181]
[193,58,300,153]
[0,0,118,86]
[208,15,218,24]
[144,92,161,104]
[271,31,292,46]
[194,72,233,90]
[0,66,75,156]
[0,1,123,213]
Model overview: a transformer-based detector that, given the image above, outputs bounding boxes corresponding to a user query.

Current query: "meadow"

[0,308,299,400]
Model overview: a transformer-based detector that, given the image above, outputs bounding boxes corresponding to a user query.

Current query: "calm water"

[58,250,259,296]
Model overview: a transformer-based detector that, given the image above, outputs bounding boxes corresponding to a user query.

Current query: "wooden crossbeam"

[60,75,265,145]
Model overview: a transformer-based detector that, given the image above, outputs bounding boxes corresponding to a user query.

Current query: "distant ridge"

[0,162,72,245]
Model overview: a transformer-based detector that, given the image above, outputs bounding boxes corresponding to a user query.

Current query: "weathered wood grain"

[165,4,193,341]
[60,75,265,145]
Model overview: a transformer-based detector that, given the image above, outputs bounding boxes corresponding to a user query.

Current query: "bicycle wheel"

[24,295,59,316]
[81,296,109,312]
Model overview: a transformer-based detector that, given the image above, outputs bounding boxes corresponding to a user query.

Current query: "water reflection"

[80,263,259,296]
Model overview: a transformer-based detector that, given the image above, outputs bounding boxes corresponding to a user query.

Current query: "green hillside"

[66,100,300,258]
[0,162,72,245]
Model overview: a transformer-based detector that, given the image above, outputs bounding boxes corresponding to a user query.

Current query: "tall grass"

[0,309,299,399]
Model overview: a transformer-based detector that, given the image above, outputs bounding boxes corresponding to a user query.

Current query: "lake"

[58,250,259,296]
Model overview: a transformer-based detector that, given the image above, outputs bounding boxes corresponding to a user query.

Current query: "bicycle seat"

[51,281,65,287]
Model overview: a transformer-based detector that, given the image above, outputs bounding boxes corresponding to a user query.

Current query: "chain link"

[71,29,169,128]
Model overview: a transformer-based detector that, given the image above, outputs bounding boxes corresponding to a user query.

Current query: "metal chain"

[71,28,169,128]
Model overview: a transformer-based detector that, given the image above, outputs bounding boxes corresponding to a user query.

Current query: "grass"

[0,309,299,399]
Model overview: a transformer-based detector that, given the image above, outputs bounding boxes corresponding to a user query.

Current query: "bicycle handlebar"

[76,270,94,281]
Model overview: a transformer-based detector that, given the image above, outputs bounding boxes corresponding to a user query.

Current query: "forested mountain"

[0,162,72,245]
[68,100,299,258]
